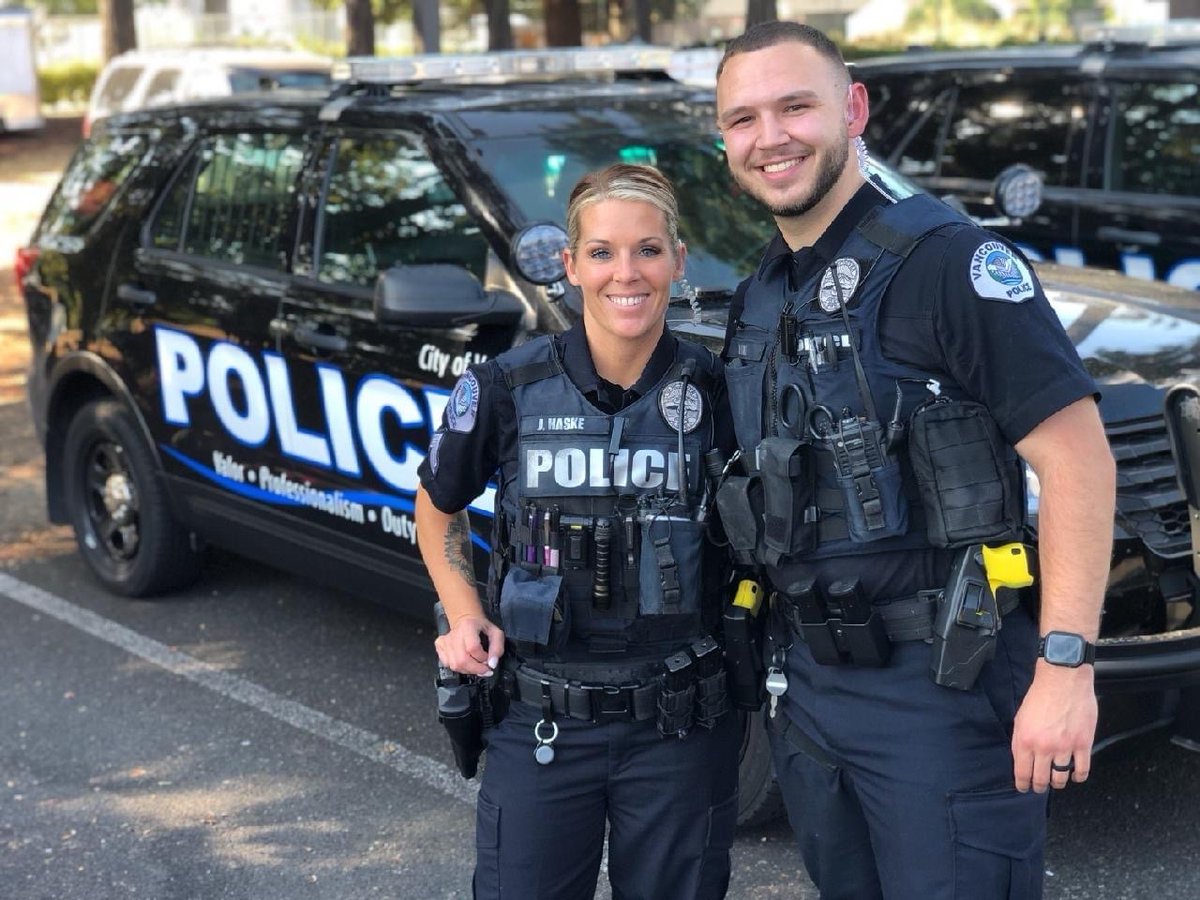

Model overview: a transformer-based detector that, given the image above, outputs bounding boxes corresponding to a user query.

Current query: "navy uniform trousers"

[768,606,1049,900]
[473,697,740,900]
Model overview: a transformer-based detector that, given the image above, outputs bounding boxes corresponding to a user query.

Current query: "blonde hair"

[565,163,681,254]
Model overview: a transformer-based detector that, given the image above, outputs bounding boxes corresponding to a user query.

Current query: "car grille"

[1108,415,1192,559]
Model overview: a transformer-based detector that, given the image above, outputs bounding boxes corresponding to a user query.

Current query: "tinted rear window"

[39,133,147,238]
[227,68,331,92]
[94,66,143,114]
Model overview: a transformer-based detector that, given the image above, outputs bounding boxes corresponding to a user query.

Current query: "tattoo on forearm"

[443,512,475,586]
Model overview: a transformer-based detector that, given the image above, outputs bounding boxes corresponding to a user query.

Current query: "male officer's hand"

[1011,663,1097,793]
[437,613,506,677]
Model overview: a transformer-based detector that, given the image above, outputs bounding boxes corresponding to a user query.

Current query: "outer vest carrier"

[490,334,720,670]
[725,193,1024,562]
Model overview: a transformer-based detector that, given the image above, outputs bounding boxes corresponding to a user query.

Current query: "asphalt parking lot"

[2,117,1200,900]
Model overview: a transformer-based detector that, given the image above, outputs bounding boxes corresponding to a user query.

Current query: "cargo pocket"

[638,513,703,616]
[498,567,569,654]
[473,793,501,898]
[723,358,767,452]
[696,792,737,898]
[948,787,1046,899]
[836,458,909,543]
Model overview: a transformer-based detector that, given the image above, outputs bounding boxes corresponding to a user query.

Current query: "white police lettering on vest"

[524,446,689,491]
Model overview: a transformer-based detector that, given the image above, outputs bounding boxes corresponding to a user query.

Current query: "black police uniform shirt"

[419,323,736,517]
[722,182,1097,594]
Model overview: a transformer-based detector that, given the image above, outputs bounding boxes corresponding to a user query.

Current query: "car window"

[39,133,147,237]
[938,79,1086,186]
[228,68,331,92]
[141,68,181,107]
[473,131,774,290]
[149,131,306,269]
[316,134,489,287]
[1110,81,1200,198]
[93,65,143,115]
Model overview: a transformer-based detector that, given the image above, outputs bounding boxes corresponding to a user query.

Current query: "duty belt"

[507,663,660,723]
[775,589,1021,644]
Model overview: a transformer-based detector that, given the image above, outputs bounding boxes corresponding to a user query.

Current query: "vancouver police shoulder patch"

[969,241,1035,303]
[446,370,480,433]
[659,380,703,433]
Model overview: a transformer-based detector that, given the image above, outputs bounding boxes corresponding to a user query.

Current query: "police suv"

[17,48,1200,822]
[854,29,1200,290]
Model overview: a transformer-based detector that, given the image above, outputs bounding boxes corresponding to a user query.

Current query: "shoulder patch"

[969,241,1035,303]
[428,430,445,475]
[446,370,480,433]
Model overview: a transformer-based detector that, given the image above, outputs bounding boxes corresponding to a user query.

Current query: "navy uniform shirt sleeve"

[879,226,1098,445]
[417,360,512,514]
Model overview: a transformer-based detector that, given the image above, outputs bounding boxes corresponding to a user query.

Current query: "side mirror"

[991,164,1043,220]
[510,222,569,286]
[374,264,524,328]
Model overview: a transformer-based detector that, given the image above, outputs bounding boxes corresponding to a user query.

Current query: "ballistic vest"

[489,334,719,671]
[724,193,1024,562]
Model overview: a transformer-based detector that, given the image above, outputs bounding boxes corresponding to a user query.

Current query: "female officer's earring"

[855,136,871,177]
[675,276,701,325]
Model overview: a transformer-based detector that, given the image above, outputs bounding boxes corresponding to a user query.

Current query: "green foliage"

[26,0,99,13]
[906,0,1000,30]
[37,60,99,105]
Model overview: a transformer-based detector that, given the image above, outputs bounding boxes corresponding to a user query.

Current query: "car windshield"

[473,128,922,294]
[473,129,774,294]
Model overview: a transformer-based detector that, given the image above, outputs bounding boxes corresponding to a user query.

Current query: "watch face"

[1043,631,1086,666]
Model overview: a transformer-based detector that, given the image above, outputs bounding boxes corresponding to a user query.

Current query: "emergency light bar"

[1079,19,1200,47]
[334,46,675,85]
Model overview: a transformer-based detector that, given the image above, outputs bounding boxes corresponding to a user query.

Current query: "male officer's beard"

[743,131,850,220]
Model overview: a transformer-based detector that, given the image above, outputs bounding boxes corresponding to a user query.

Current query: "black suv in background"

[855,38,1200,290]
[16,49,1200,820]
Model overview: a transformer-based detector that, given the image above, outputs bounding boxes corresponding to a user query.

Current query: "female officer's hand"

[436,614,506,677]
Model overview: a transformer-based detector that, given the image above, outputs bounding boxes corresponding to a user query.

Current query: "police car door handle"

[1097,226,1161,247]
[290,321,348,353]
[116,283,157,307]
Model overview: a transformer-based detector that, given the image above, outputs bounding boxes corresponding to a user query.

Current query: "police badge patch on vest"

[659,380,703,433]
[818,257,862,313]
[969,241,1035,303]
[446,370,480,433]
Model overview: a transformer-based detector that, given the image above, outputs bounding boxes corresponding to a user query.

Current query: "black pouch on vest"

[757,436,818,563]
[835,459,910,543]
[907,399,1023,548]
[638,512,703,616]
[499,567,571,655]
[714,475,763,568]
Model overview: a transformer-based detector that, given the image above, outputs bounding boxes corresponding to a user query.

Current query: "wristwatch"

[1038,631,1096,667]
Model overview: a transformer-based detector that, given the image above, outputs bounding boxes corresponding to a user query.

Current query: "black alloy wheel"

[62,399,202,597]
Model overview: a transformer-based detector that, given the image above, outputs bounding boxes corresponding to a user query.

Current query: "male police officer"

[715,23,1115,899]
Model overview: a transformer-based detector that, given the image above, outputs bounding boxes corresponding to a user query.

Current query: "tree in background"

[745,0,775,30]
[544,0,582,45]
[413,0,441,50]
[905,0,999,42]
[100,0,136,58]
[345,0,375,54]
[485,0,514,49]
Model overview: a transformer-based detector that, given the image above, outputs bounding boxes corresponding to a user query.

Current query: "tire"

[62,399,202,597]
[736,708,784,827]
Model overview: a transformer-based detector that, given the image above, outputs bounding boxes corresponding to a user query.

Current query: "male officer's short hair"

[717,21,850,87]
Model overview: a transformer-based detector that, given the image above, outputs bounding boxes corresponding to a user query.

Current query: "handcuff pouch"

[756,436,818,563]
[499,567,570,655]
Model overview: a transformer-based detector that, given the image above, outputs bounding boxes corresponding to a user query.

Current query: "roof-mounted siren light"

[1078,19,1200,47]
[334,47,675,85]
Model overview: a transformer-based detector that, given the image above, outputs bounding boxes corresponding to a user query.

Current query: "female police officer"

[415,164,739,900]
